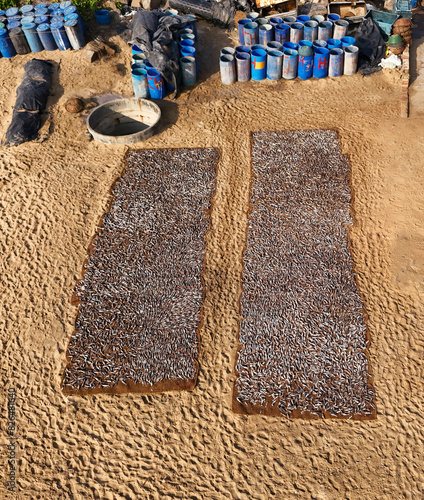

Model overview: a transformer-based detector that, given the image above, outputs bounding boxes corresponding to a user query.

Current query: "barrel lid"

[9,27,23,34]
[35,7,48,15]
[64,13,78,21]
[37,23,50,31]
[21,16,35,24]
[48,3,61,10]
[60,1,73,9]
[0,28,7,35]
[35,3,47,9]
[51,21,64,29]
[52,15,64,21]
[5,7,19,17]
[23,22,36,29]
[35,16,48,24]
[64,18,78,27]
[7,21,20,29]
[20,5,34,13]
[0,11,5,16]
[64,5,77,14]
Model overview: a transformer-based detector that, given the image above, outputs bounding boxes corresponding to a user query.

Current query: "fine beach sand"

[0,15,423,499]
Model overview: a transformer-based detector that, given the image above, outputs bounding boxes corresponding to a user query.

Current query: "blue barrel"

[0,28,16,57]
[290,22,304,44]
[64,5,77,15]
[235,52,250,82]
[35,3,47,10]
[269,17,282,28]
[283,48,298,79]
[181,45,198,75]
[313,47,329,78]
[145,60,153,69]
[35,7,48,16]
[341,36,355,48]
[21,16,35,26]
[35,16,48,25]
[303,20,318,42]
[328,14,341,22]
[266,49,282,80]
[256,18,268,27]
[327,38,342,50]
[5,7,19,17]
[180,55,196,85]
[132,53,146,65]
[246,12,259,21]
[180,38,195,52]
[9,27,30,54]
[181,33,195,43]
[132,44,142,55]
[259,24,273,46]
[20,5,34,15]
[131,67,148,97]
[48,3,61,12]
[283,41,298,51]
[275,23,290,44]
[267,41,282,51]
[147,68,165,98]
[296,15,310,24]
[238,18,251,44]
[333,19,349,39]
[95,9,110,24]
[318,21,332,41]
[7,21,21,29]
[64,13,84,35]
[283,16,296,24]
[243,22,258,47]
[64,18,84,49]
[313,39,327,50]
[178,28,192,39]
[343,45,359,75]
[37,24,57,51]
[220,54,236,84]
[328,47,343,77]
[131,62,145,72]
[251,44,266,53]
[220,46,235,57]
[60,1,73,10]
[51,14,64,23]
[251,48,266,81]
[298,43,314,80]
[235,45,251,55]
[51,20,71,50]
[23,23,44,52]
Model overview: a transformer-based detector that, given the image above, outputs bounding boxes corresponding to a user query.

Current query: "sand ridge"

[0,18,423,500]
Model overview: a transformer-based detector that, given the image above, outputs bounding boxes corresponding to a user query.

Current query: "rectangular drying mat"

[62,148,219,395]
[233,131,376,419]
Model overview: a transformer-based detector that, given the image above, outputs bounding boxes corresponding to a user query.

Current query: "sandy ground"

[0,12,423,500]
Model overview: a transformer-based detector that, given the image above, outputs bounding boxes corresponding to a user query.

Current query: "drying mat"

[233,131,376,419]
[62,148,219,395]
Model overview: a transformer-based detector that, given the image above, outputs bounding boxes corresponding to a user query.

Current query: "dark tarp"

[355,17,386,76]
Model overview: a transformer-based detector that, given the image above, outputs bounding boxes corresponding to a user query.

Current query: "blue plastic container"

[318,21,332,41]
[21,16,35,26]
[60,1,73,10]
[37,23,57,51]
[313,47,329,78]
[283,16,296,24]
[5,7,19,17]
[246,12,259,21]
[0,28,16,57]
[256,18,268,27]
[34,3,48,11]
[132,52,146,65]
[251,44,266,52]
[275,23,290,44]
[220,54,236,84]
[313,39,327,50]
[283,41,298,51]
[243,21,258,46]
[146,68,165,98]
[343,45,359,75]
[298,46,314,80]
[180,38,195,52]
[328,14,341,22]
[51,20,71,50]
[266,49,283,80]
[303,20,318,42]
[259,24,273,46]
[238,18,251,44]
[327,38,342,50]
[64,12,84,35]
[235,52,250,82]
[328,47,343,77]
[180,33,195,43]
[220,46,235,57]
[341,36,355,48]
[180,45,198,75]
[64,5,77,15]
[48,3,61,12]
[132,67,148,97]
[52,14,64,24]
[283,48,298,79]
[35,15,48,25]
[269,17,282,28]
[251,48,267,81]
[267,41,282,51]
[35,7,48,16]
[132,44,143,55]
[23,23,44,52]
[20,5,34,15]
[95,9,110,24]
[296,15,310,24]
[7,21,21,29]
[180,55,196,85]
[64,18,84,49]
[235,44,251,55]
[290,22,304,44]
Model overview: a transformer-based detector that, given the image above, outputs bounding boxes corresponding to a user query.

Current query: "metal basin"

[87,98,161,144]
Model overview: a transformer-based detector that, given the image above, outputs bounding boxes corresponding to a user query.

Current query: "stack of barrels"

[131,13,198,100]
[0,2,86,58]
[220,13,359,84]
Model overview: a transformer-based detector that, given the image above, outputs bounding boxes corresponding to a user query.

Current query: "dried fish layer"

[62,148,219,395]
[233,130,376,419]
